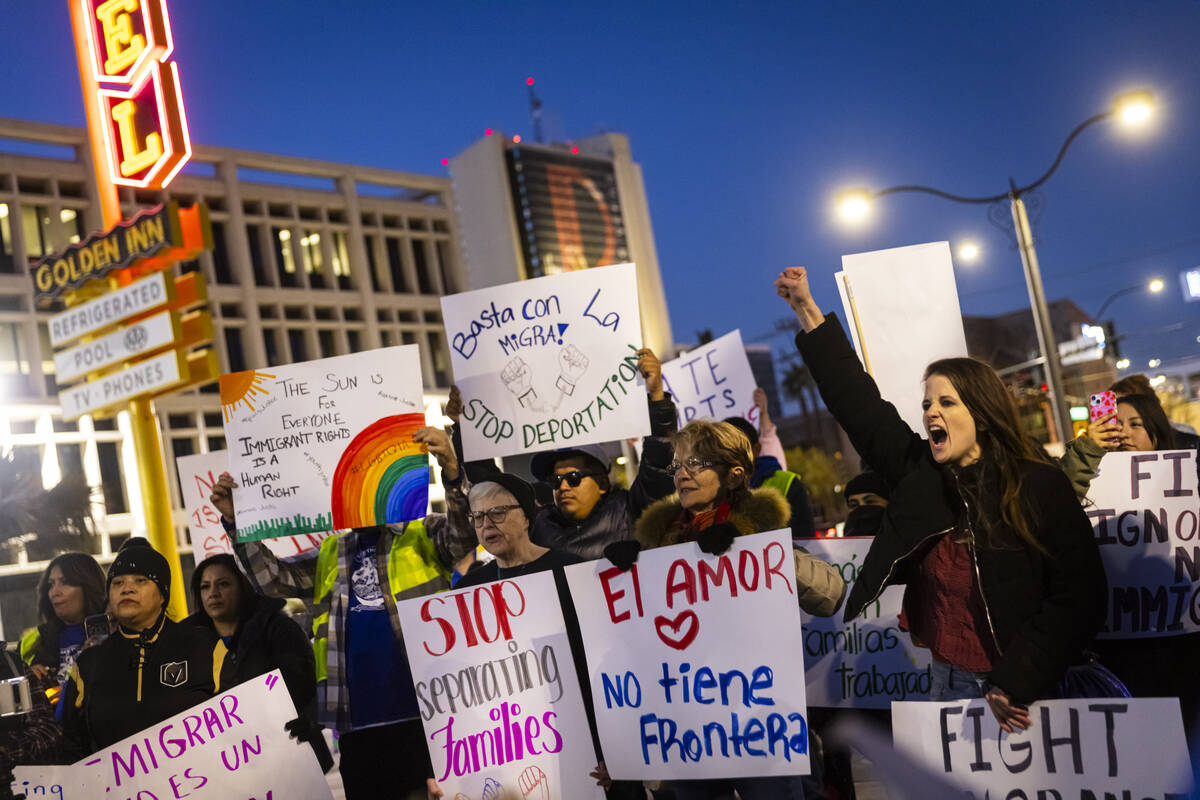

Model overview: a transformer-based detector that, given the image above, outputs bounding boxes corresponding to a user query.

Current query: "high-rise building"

[449,132,673,357]
[744,343,783,422]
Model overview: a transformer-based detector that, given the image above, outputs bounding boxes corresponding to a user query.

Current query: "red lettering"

[698,556,737,601]
[665,559,697,608]
[763,542,794,595]
[738,550,760,591]
[453,592,479,647]
[420,597,456,656]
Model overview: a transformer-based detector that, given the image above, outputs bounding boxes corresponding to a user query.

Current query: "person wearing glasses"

[445,348,678,562]
[209,426,476,800]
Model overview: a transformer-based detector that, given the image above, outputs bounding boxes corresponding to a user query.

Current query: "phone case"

[1089,391,1117,423]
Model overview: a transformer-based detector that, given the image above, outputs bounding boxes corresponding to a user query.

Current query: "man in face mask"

[842,472,890,538]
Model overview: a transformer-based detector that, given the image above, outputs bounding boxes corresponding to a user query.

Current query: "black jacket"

[795,314,1107,704]
[61,614,226,758]
[186,595,315,713]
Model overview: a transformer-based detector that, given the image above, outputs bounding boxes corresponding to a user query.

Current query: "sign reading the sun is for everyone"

[219,346,428,541]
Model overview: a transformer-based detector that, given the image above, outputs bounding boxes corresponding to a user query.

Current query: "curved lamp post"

[834,89,1156,442]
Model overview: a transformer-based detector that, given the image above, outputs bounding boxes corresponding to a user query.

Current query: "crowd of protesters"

[1,269,1196,799]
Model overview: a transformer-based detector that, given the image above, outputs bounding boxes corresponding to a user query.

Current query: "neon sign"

[78,0,190,189]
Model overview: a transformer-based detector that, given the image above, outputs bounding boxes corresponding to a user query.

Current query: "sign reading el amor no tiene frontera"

[565,530,810,780]
[660,329,760,429]
[12,671,333,800]
[1084,449,1200,638]
[441,262,649,461]
[798,537,931,708]
[396,571,604,799]
[220,346,428,542]
[893,698,1193,797]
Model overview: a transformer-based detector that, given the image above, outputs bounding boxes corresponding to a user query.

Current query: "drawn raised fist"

[501,357,536,407]
[559,344,589,382]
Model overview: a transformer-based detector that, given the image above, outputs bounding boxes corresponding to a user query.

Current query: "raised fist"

[501,357,536,407]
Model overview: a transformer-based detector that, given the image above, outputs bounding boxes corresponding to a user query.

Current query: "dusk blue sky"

[3,1,1197,394]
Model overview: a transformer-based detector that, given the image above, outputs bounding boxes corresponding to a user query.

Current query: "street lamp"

[958,242,980,261]
[833,88,1157,443]
[1095,277,1166,319]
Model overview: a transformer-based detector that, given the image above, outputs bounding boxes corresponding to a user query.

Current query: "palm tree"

[781,361,819,445]
[0,450,93,563]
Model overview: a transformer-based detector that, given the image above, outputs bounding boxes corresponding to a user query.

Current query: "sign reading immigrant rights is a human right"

[441,263,649,461]
[1084,449,1200,638]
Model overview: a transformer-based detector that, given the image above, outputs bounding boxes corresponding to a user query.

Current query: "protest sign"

[892,697,1193,797]
[219,346,427,542]
[660,330,759,429]
[441,262,649,460]
[395,571,603,799]
[176,451,331,561]
[838,242,967,435]
[1084,449,1200,638]
[565,530,810,780]
[55,670,331,800]
[798,537,931,708]
[11,766,85,799]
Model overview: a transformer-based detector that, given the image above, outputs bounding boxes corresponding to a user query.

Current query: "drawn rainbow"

[331,414,429,529]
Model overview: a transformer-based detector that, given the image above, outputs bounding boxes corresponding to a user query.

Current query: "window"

[318,329,337,358]
[365,234,382,292]
[21,204,52,261]
[97,441,127,514]
[0,203,14,273]
[246,224,271,286]
[0,321,33,398]
[263,328,282,366]
[412,239,435,294]
[346,329,362,353]
[211,221,234,284]
[287,329,308,362]
[426,331,450,386]
[385,237,407,292]
[436,240,457,294]
[272,227,298,287]
[300,229,324,288]
[331,230,352,289]
[60,208,85,243]
[223,327,246,372]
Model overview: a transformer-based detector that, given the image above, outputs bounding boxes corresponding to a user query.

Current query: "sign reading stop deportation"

[565,530,810,780]
[219,346,428,542]
[441,262,649,461]
[396,571,604,800]
[1084,449,1200,638]
[798,537,931,708]
[892,697,1193,797]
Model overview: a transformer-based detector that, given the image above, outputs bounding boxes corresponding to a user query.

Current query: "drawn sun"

[219,370,276,422]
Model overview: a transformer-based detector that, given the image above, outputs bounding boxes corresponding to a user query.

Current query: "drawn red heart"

[654,610,700,650]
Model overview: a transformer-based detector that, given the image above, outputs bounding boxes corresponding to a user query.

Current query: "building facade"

[0,117,465,628]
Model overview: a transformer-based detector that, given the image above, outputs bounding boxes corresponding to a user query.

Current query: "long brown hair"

[1116,393,1177,450]
[924,358,1048,551]
[37,552,107,626]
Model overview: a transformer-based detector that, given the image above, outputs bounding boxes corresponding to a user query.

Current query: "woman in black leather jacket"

[775,266,1106,731]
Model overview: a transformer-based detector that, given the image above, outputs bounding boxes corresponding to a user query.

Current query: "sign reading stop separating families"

[892,697,1193,797]
[565,530,810,780]
[660,330,759,429]
[396,571,603,799]
[1084,449,1200,638]
[441,263,648,460]
[798,537,931,708]
[219,346,428,542]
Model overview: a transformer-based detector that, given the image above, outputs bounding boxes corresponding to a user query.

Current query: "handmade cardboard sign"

[660,330,759,429]
[175,451,331,560]
[396,571,604,799]
[837,242,967,436]
[1084,449,1200,638]
[441,262,648,460]
[565,530,810,780]
[11,766,85,799]
[219,346,427,542]
[33,671,333,800]
[892,697,1193,797]
[799,537,931,708]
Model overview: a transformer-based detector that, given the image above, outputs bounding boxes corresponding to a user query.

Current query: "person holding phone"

[774,266,1106,731]
[20,553,108,721]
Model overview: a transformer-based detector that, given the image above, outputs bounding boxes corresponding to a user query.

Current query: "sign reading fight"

[660,330,759,428]
[396,571,604,799]
[442,262,649,460]
[1085,449,1200,638]
[798,538,931,708]
[220,346,428,542]
[46,671,332,800]
[893,698,1193,797]
[565,530,810,780]
[175,451,330,561]
[80,0,191,188]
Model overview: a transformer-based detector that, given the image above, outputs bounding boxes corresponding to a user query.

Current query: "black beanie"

[108,537,171,606]
[843,472,890,502]
[475,473,537,527]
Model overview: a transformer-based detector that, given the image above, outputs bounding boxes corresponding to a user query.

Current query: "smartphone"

[84,613,110,642]
[1089,391,1117,424]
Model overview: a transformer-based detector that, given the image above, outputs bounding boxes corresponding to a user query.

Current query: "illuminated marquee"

[79,0,190,189]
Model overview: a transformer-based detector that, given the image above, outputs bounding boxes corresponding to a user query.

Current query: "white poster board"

[219,346,427,541]
[799,537,932,708]
[1084,449,1200,638]
[892,698,1193,797]
[660,330,759,428]
[395,571,604,799]
[838,242,967,435]
[11,766,85,799]
[176,451,331,561]
[565,530,810,780]
[441,263,649,460]
[13,671,333,800]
